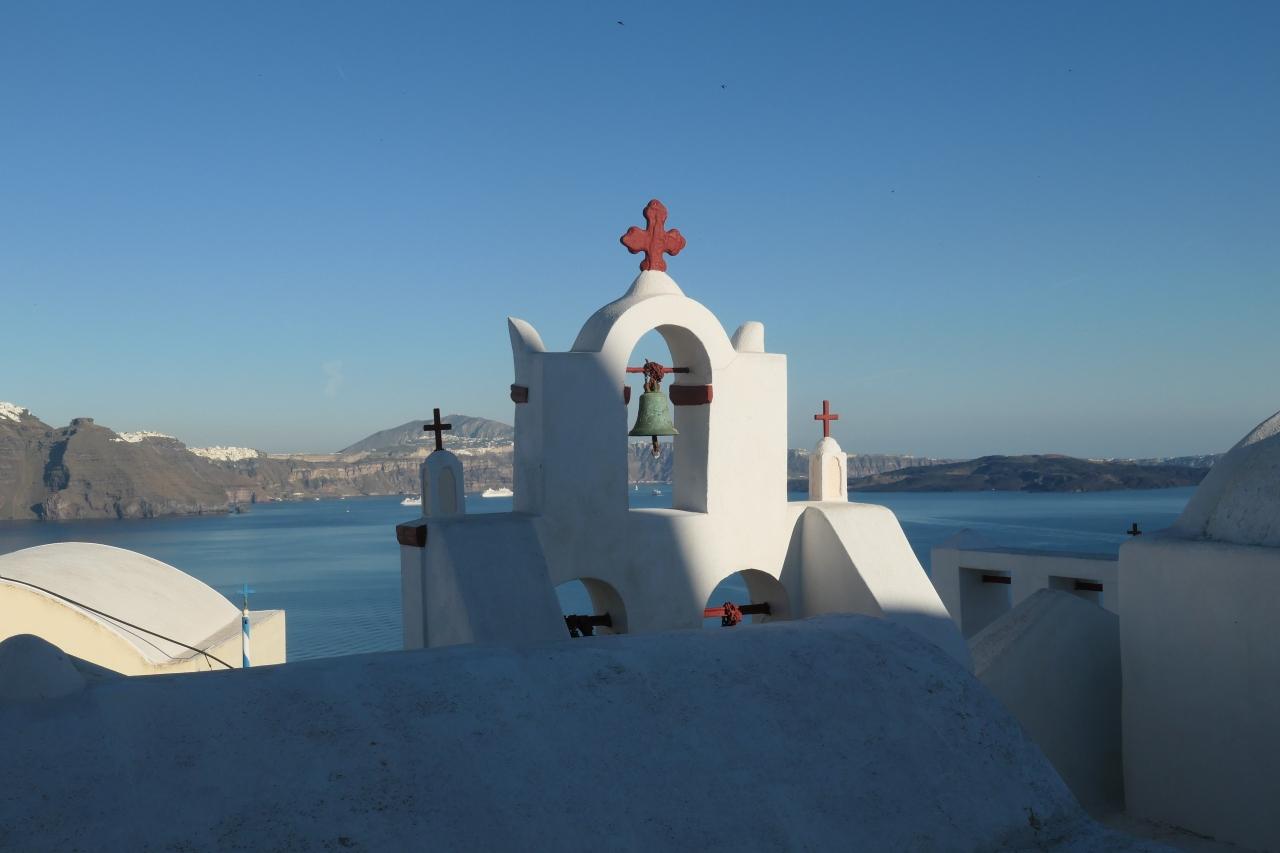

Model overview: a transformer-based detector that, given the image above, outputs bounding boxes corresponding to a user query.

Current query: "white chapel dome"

[1171,409,1280,547]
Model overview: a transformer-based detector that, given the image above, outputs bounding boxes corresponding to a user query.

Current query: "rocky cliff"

[0,408,253,521]
[0,403,1219,521]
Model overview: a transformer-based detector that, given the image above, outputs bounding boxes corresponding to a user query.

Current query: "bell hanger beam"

[625,366,689,375]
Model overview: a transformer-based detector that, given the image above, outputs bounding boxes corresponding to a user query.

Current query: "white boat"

[400,496,422,507]
[651,489,663,496]
[481,487,514,498]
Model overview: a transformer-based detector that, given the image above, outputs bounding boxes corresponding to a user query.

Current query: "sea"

[0,488,1194,661]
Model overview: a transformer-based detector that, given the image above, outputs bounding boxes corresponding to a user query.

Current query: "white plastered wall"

[932,547,1119,638]
[1119,535,1280,851]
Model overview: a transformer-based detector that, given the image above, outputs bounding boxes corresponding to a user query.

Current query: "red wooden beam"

[670,384,713,406]
[396,521,427,548]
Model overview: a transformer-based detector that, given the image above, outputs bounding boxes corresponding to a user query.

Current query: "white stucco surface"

[0,615,1166,852]
[421,448,465,517]
[1171,408,1280,547]
[972,590,1123,818]
[0,542,285,674]
[0,633,89,701]
[1119,534,1280,851]
[808,435,847,501]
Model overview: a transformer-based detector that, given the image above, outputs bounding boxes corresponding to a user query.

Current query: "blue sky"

[2,1,1276,457]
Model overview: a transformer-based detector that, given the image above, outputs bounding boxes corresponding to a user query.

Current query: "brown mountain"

[0,410,253,521]
[0,406,1217,522]
[847,454,1210,493]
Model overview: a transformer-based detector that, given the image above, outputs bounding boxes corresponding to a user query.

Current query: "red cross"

[814,400,839,438]
[619,199,686,272]
[423,408,452,452]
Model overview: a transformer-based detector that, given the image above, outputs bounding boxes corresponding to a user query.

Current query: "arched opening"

[702,569,791,629]
[555,577,627,637]
[624,327,712,513]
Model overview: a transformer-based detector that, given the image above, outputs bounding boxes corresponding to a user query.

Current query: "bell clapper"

[651,435,661,458]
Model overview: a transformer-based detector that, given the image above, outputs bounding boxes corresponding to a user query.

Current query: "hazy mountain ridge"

[338,415,514,456]
[847,454,1211,493]
[0,404,1220,520]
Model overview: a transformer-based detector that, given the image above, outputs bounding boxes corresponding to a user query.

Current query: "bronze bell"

[629,390,678,457]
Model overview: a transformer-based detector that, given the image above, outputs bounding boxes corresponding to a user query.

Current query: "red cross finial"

[423,407,452,452]
[814,400,839,439]
[620,199,686,272]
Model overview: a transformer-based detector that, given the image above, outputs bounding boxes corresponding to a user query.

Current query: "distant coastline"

[0,404,1216,521]
[838,454,1210,493]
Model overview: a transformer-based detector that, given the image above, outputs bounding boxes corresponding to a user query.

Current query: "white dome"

[0,543,239,663]
[1172,410,1280,547]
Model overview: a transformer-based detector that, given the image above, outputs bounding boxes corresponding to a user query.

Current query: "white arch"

[571,272,736,384]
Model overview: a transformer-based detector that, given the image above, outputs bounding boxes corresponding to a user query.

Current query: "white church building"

[399,198,968,668]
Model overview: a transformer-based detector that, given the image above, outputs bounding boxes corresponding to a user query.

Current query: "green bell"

[629,390,678,457]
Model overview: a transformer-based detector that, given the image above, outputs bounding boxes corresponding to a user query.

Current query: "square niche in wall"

[958,568,1012,638]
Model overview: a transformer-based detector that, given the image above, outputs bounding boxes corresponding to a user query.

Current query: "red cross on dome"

[620,199,686,272]
[814,400,840,439]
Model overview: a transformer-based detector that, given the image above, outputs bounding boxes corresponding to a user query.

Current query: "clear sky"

[2,1,1276,457]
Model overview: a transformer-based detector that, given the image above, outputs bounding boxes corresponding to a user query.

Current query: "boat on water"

[481,487,514,498]
[651,489,663,496]
[400,496,422,507]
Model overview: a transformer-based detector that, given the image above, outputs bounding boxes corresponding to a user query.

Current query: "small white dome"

[1172,409,1280,547]
[0,543,239,663]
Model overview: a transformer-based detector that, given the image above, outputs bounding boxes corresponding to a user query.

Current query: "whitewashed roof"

[0,543,238,663]
[1173,409,1280,548]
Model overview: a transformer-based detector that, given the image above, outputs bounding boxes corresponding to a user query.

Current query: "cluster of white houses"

[1,201,1275,851]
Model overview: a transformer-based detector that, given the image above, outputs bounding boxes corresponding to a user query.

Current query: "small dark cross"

[620,199,686,272]
[423,408,452,452]
[814,399,840,438]
[1127,522,1142,537]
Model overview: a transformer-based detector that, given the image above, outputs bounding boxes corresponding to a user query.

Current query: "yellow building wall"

[0,585,286,675]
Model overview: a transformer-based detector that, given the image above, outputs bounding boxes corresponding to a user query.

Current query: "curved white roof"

[1172,409,1280,548]
[0,543,239,664]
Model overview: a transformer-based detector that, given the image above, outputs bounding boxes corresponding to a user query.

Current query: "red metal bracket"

[510,385,529,404]
[670,385,713,406]
[625,366,690,375]
[702,601,771,626]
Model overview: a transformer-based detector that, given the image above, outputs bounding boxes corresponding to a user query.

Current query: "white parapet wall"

[931,546,1118,638]
[0,615,1161,851]
[1120,534,1280,851]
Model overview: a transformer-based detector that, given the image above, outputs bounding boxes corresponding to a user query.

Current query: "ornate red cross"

[423,408,452,452]
[814,400,839,438]
[620,199,686,272]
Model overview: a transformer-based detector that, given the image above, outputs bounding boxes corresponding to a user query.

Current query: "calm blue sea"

[0,488,1193,661]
